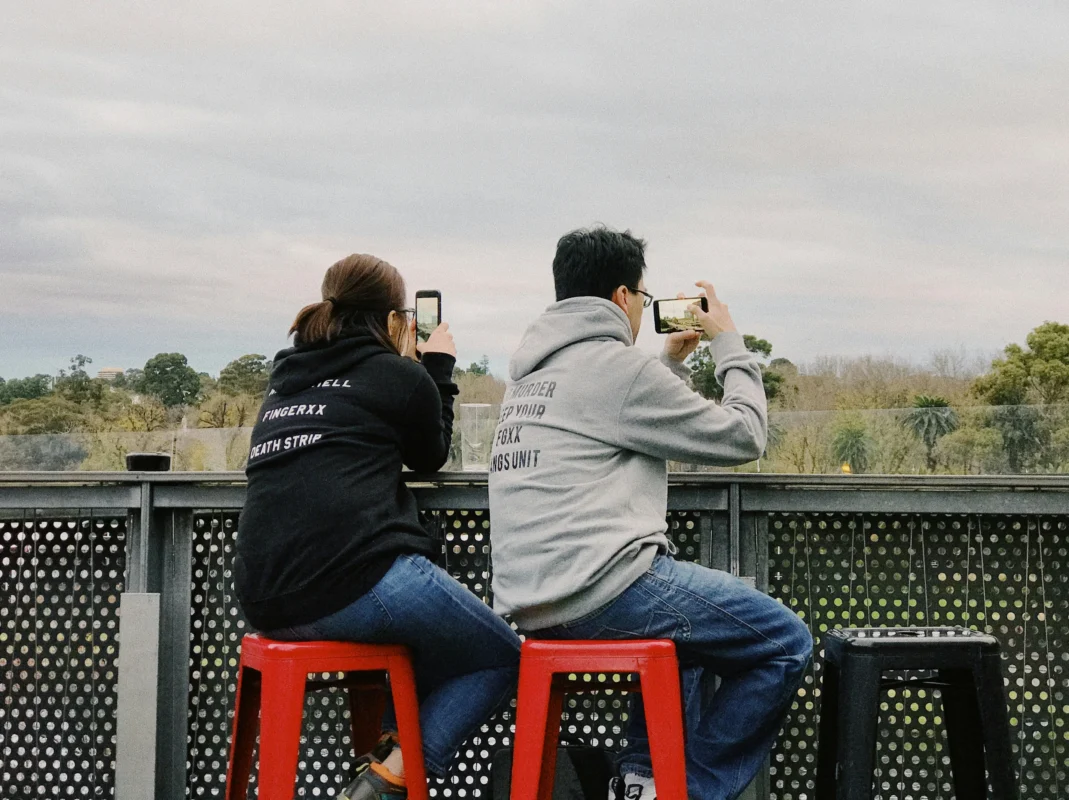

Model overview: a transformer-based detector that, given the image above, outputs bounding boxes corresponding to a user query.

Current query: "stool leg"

[225,662,262,800]
[388,655,430,800]
[975,653,1019,800]
[349,684,387,757]
[510,660,557,800]
[814,660,840,800]
[639,658,688,800]
[538,686,565,800]
[835,655,882,800]
[939,668,986,798]
[257,662,308,800]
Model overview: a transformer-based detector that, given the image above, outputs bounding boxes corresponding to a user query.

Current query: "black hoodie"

[235,330,458,631]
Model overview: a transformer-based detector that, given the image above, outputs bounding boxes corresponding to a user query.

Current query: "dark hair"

[552,226,647,302]
[289,254,407,351]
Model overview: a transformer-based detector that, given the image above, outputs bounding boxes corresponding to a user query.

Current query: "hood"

[269,331,388,395]
[509,297,633,381]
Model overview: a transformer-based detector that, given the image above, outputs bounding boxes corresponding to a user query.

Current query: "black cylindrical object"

[125,452,172,472]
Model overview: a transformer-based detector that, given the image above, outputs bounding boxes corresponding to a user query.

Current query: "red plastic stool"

[225,634,429,800]
[510,639,687,800]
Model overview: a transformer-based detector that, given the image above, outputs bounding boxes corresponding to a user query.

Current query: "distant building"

[97,368,124,382]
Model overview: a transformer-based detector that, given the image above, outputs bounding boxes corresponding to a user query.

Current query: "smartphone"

[415,290,442,343]
[653,296,709,334]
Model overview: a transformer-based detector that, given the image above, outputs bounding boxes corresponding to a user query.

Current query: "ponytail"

[288,254,407,351]
[289,300,336,346]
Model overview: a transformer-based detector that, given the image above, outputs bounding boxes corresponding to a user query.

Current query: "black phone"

[415,290,442,343]
[653,296,709,334]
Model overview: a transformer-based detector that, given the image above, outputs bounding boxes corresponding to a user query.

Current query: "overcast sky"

[2,1,1067,379]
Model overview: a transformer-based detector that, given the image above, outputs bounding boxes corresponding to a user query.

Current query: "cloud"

[1,1,1068,378]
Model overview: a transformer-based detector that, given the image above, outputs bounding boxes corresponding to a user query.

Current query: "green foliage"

[0,374,52,405]
[831,416,873,473]
[742,335,772,359]
[902,395,959,472]
[973,321,1069,405]
[986,405,1050,473]
[935,426,1003,474]
[2,396,87,435]
[688,334,784,402]
[465,355,491,376]
[218,354,271,397]
[54,355,107,406]
[140,353,201,407]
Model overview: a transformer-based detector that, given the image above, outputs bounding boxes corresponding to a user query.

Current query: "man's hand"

[663,331,701,363]
[663,292,702,362]
[690,281,737,340]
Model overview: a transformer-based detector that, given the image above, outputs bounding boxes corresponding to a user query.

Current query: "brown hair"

[289,254,407,351]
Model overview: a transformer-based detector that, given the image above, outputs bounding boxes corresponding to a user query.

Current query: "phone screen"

[416,295,440,342]
[655,297,705,333]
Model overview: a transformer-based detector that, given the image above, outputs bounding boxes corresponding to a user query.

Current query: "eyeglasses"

[628,287,654,308]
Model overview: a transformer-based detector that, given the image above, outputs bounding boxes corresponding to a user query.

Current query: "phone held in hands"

[653,296,709,334]
[415,290,442,343]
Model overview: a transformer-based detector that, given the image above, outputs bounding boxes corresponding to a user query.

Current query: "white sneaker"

[609,773,657,800]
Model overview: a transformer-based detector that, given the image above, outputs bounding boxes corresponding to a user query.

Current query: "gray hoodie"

[488,296,767,630]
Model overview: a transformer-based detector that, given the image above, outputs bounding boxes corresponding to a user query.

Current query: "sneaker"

[608,774,656,800]
[350,733,400,779]
[337,764,407,800]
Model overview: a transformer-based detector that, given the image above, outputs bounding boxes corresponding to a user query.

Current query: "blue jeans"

[266,554,521,777]
[531,555,812,800]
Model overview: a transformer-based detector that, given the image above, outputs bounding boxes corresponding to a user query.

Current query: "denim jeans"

[530,554,812,800]
[266,553,521,777]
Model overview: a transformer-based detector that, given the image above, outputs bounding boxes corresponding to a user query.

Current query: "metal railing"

[1,472,1067,800]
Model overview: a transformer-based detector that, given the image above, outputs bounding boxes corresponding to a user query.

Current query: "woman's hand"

[417,322,457,359]
[403,318,419,360]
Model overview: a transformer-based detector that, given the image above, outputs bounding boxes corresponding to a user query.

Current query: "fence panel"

[0,513,126,800]
[766,512,1069,800]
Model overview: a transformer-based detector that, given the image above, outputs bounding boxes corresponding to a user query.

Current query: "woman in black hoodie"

[236,254,520,800]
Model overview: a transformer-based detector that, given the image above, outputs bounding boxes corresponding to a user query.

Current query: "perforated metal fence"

[1,474,1067,800]
[767,513,1069,800]
[0,513,126,799]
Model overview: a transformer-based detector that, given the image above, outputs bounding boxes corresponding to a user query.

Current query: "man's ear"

[610,285,630,314]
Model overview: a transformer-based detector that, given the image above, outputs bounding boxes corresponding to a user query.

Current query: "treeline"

[1,322,1067,474]
[680,321,1069,474]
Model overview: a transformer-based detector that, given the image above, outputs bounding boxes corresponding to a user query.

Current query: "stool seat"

[225,634,428,800]
[237,634,413,668]
[512,639,687,800]
[816,626,1017,800]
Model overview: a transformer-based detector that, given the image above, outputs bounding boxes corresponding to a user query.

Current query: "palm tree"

[902,395,959,472]
[832,417,873,474]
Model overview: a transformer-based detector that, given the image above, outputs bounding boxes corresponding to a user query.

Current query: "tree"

[936,427,1002,474]
[55,354,105,406]
[987,405,1049,473]
[140,353,201,407]
[465,355,491,376]
[2,396,87,435]
[832,416,873,474]
[973,321,1069,406]
[0,374,52,405]
[901,395,959,472]
[218,354,272,397]
[688,335,784,402]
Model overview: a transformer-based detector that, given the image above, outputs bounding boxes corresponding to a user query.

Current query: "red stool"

[225,634,429,800]
[510,639,687,800]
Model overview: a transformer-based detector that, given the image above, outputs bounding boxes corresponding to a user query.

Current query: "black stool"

[815,627,1017,800]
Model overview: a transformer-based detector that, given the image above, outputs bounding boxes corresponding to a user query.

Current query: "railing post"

[116,479,161,800]
[729,481,742,577]
[156,510,194,800]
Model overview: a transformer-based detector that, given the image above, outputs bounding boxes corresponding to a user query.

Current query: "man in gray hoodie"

[489,227,812,800]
